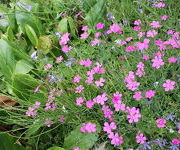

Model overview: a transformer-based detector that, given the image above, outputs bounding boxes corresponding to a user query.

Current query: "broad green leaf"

[63,121,101,150]
[15,8,43,36]
[67,17,77,37]
[6,26,15,41]
[82,0,97,13]
[17,0,39,12]
[12,74,40,100]
[0,39,16,81]
[0,132,25,150]
[57,18,68,33]
[15,60,33,74]
[0,5,9,32]
[84,0,106,28]
[48,147,65,150]
[25,24,38,46]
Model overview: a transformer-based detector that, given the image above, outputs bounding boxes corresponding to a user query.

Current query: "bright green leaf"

[15,60,33,74]
[25,24,38,46]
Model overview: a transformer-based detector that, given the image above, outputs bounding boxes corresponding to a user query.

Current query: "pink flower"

[110,133,123,146]
[75,85,84,93]
[133,91,143,101]
[82,26,89,31]
[79,59,92,67]
[96,22,105,30]
[80,33,89,39]
[133,26,141,31]
[145,90,156,98]
[171,139,180,145]
[73,147,80,150]
[103,122,117,133]
[136,133,147,144]
[80,122,96,133]
[95,32,102,38]
[93,93,108,105]
[138,32,145,38]
[85,75,94,85]
[126,81,140,91]
[147,30,158,37]
[134,19,142,25]
[114,101,126,112]
[76,97,84,106]
[59,33,70,45]
[86,100,94,109]
[45,118,53,127]
[152,56,164,69]
[178,130,180,134]
[136,62,145,77]
[109,24,123,34]
[126,107,142,123]
[112,92,122,104]
[73,75,82,83]
[161,15,168,21]
[119,41,127,46]
[142,55,149,60]
[44,64,52,70]
[102,105,114,121]
[156,119,166,128]
[162,79,175,91]
[95,78,105,87]
[126,45,136,52]
[91,38,100,46]
[150,21,161,28]
[154,2,165,8]
[62,45,73,53]
[168,57,177,63]
[56,56,63,63]
[126,37,133,42]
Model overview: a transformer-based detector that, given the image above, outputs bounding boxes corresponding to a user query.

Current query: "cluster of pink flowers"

[112,92,126,111]
[80,25,89,39]
[73,75,82,83]
[136,62,145,77]
[154,2,165,8]
[107,24,123,34]
[59,33,73,53]
[96,22,105,30]
[93,93,108,105]
[55,56,63,63]
[124,71,140,91]
[135,38,150,51]
[75,85,84,93]
[126,107,142,123]
[162,79,175,91]
[108,132,123,146]
[150,21,161,28]
[156,118,166,128]
[26,101,41,117]
[76,97,84,106]
[147,30,158,37]
[136,133,147,144]
[152,55,164,69]
[79,59,92,67]
[95,78,105,87]
[80,122,96,133]
[45,118,53,127]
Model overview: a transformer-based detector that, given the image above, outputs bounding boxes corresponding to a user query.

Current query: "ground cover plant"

[0,0,180,149]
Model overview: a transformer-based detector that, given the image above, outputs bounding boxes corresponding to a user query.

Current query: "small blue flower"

[166,114,176,122]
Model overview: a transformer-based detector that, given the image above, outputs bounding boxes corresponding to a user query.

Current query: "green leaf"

[15,10,43,36]
[15,60,33,74]
[84,0,106,28]
[0,39,16,81]
[6,26,15,41]
[63,121,101,150]
[0,132,25,150]
[25,24,38,46]
[57,18,68,33]
[48,147,65,150]
[82,0,97,13]
[12,74,40,100]
[67,17,77,37]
